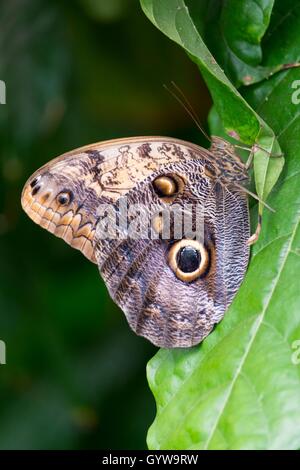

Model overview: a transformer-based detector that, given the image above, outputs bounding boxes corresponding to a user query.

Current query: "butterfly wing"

[21,136,250,348]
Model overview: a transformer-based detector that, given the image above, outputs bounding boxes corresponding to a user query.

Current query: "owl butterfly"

[21,136,250,348]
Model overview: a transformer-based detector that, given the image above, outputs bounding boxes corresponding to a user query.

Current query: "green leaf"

[147,79,300,448]
[140,0,284,218]
[188,0,276,86]
[142,0,300,450]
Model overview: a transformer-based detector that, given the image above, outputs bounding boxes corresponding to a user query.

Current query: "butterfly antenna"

[164,82,211,143]
[234,183,275,212]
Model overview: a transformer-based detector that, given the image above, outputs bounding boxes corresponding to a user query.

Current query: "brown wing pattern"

[21,136,250,348]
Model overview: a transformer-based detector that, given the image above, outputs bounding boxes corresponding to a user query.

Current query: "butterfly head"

[21,154,101,263]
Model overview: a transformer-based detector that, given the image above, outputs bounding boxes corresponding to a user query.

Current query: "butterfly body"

[21,136,250,348]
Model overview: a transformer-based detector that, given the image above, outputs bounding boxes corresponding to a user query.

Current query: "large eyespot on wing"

[95,235,219,349]
[168,239,210,282]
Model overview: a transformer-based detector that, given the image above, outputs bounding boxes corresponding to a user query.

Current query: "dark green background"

[0,0,210,449]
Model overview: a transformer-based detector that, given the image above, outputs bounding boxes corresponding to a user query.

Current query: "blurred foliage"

[0,0,210,449]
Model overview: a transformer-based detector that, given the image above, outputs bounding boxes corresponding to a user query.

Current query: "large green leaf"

[188,0,276,86]
[142,0,300,450]
[140,0,284,222]
[147,107,300,448]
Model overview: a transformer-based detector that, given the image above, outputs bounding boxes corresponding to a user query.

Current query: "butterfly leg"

[252,144,284,159]
[233,139,283,245]
[245,147,255,170]
[234,144,283,170]
[247,214,262,246]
